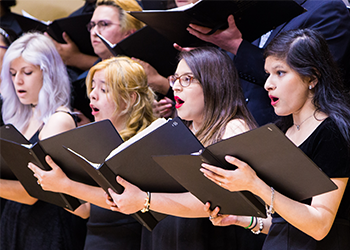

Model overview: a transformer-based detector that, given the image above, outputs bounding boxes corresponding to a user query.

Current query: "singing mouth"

[269,95,279,105]
[90,104,100,115]
[174,96,184,109]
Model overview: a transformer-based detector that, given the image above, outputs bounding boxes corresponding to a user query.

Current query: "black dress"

[84,204,142,250]
[0,124,87,250]
[140,215,266,250]
[262,118,350,250]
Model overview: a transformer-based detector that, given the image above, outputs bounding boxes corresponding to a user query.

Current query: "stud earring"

[309,85,312,90]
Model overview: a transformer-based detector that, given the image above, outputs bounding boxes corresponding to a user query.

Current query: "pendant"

[296,125,300,130]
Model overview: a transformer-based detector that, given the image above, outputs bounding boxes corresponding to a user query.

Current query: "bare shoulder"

[223,119,250,139]
[40,106,76,140]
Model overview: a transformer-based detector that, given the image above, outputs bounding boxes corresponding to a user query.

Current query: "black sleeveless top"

[0,111,86,250]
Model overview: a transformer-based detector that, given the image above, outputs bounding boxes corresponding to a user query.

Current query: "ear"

[309,77,318,89]
[130,91,138,106]
[123,29,136,39]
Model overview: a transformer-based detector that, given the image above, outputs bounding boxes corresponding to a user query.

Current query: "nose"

[89,88,98,100]
[90,24,99,36]
[264,75,275,91]
[172,78,182,92]
[12,73,23,86]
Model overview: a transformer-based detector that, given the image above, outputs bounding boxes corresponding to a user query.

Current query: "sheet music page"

[105,118,168,160]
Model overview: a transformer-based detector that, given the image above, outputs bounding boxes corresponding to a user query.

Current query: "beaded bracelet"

[251,218,264,234]
[140,191,151,213]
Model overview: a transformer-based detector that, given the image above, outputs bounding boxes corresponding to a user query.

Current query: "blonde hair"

[96,0,144,33]
[86,56,156,140]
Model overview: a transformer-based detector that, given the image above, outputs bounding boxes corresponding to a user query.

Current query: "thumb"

[116,176,129,188]
[227,15,236,26]
[62,32,72,44]
[45,155,58,170]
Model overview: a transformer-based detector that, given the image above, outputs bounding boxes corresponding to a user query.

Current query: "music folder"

[13,12,95,56]
[64,117,204,230]
[0,120,122,210]
[153,123,337,217]
[129,0,306,47]
[96,26,179,77]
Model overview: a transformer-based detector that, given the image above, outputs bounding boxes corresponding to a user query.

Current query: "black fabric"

[262,118,350,250]
[0,118,87,250]
[233,0,350,125]
[0,201,87,250]
[140,215,266,250]
[84,204,142,250]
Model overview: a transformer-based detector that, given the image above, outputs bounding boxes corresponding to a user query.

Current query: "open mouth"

[90,104,100,115]
[174,96,184,109]
[17,90,27,96]
[269,95,279,105]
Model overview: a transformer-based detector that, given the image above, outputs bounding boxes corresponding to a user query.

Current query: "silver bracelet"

[266,187,275,216]
[251,217,264,234]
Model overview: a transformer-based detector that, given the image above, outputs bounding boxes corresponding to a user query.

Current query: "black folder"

[64,117,204,229]
[13,13,95,56]
[153,123,337,217]
[97,26,179,77]
[129,0,306,47]
[0,120,122,210]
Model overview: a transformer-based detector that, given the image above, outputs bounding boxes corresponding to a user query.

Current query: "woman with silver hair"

[0,32,86,250]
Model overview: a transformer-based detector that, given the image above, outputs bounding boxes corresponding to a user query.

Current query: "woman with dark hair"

[202,29,350,250]
[106,47,266,250]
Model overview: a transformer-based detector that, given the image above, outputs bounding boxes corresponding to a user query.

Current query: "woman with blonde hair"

[29,56,156,249]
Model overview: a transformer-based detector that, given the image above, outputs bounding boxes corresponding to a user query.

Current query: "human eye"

[24,71,33,76]
[98,21,109,28]
[9,70,16,77]
[277,70,285,76]
[181,75,192,83]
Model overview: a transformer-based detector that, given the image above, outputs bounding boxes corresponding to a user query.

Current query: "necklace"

[294,114,313,131]
[192,123,198,133]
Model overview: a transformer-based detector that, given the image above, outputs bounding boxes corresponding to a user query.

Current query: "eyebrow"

[174,72,193,76]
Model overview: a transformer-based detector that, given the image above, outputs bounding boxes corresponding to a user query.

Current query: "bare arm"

[0,179,37,205]
[28,155,111,211]
[201,156,348,240]
[106,120,251,218]
[0,109,76,205]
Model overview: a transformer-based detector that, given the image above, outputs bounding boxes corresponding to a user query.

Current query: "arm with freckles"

[0,110,77,205]
[28,155,112,214]
[201,156,348,240]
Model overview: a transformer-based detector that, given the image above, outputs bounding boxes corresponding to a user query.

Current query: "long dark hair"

[264,28,350,145]
[179,47,257,146]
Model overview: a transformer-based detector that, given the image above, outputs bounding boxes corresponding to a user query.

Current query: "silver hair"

[0,32,71,131]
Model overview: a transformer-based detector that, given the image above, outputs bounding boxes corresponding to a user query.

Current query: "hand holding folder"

[0,120,122,210]
[64,117,204,230]
[13,12,95,56]
[129,0,306,47]
[153,123,337,217]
